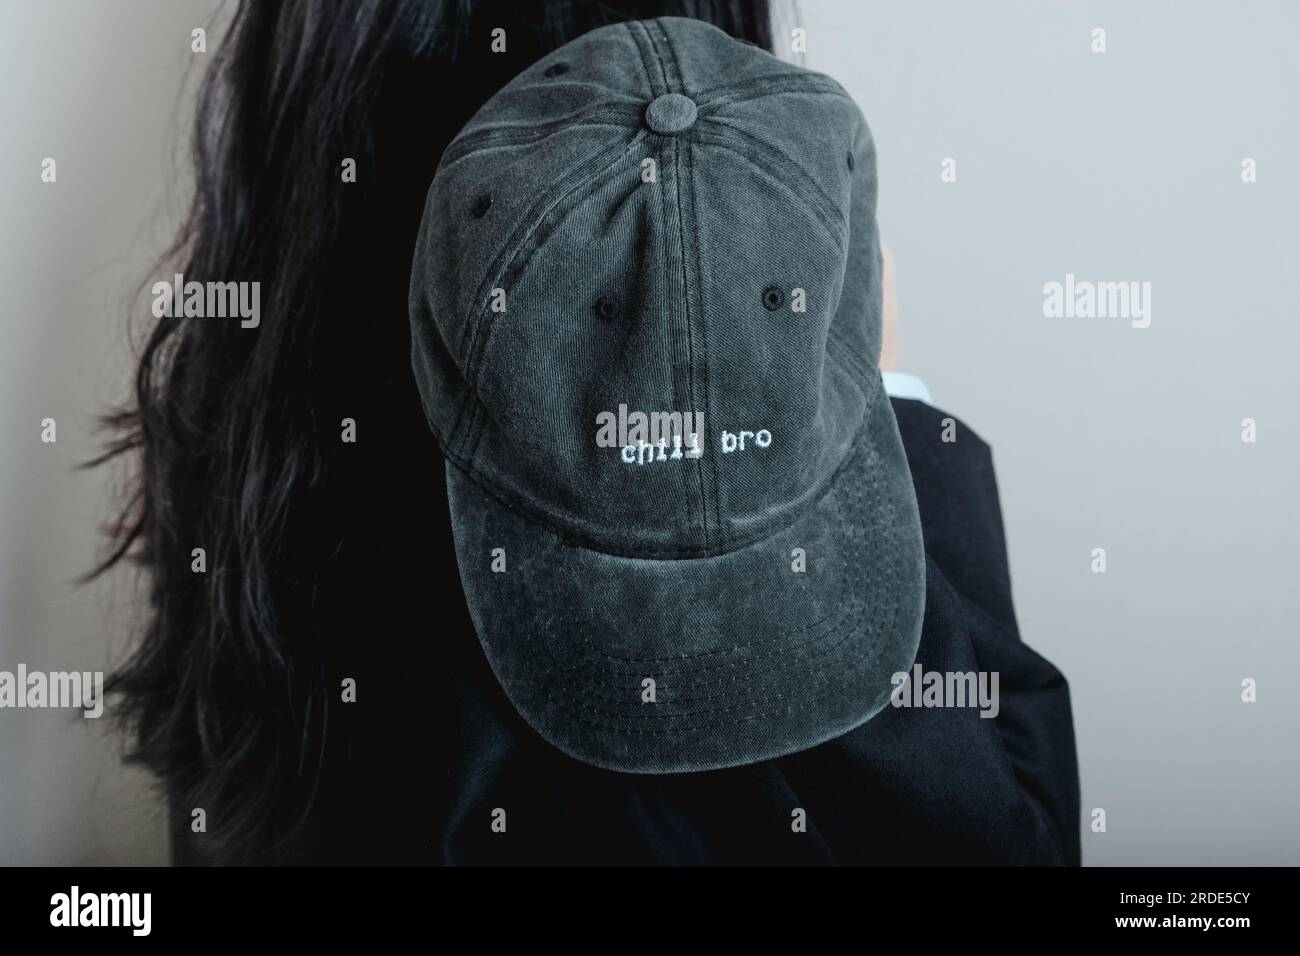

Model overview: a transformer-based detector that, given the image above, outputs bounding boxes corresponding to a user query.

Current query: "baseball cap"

[408,16,926,773]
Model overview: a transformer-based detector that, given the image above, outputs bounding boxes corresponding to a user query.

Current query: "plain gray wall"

[805,0,1300,865]
[1,0,1295,865]
[0,0,220,865]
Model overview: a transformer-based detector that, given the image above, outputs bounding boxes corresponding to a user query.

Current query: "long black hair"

[91,0,774,863]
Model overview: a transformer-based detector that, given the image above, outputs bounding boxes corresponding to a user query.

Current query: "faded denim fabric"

[408,17,926,773]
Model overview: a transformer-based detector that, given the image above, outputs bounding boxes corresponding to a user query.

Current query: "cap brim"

[444,388,926,774]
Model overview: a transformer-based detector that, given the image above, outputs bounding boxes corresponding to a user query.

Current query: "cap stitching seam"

[518,457,906,731]
[624,22,656,98]
[691,134,847,254]
[825,342,877,410]
[697,118,849,237]
[670,139,710,545]
[520,591,862,704]
[684,136,723,550]
[649,18,710,544]
[694,75,854,111]
[628,20,667,95]
[630,17,705,540]
[549,597,855,674]
[526,593,894,732]
[441,114,643,167]
[450,132,644,460]
[657,22,725,551]
[652,137,697,537]
[555,578,900,728]
[671,142,704,539]
[528,459,873,677]
[457,132,642,376]
[826,327,878,384]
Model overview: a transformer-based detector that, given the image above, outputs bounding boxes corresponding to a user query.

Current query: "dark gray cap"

[409,17,926,773]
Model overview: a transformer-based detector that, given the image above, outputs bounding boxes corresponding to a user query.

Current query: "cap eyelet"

[761,286,784,311]
[595,296,620,320]
[846,151,855,171]
[544,62,570,78]
[470,193,492,218]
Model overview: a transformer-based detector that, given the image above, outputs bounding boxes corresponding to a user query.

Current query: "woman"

[94,0,775,866]
[96,0,1078,865]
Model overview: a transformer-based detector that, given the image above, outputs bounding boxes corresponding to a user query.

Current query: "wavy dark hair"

[90,0,774,863]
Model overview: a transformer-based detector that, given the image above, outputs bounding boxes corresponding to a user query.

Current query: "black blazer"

[173,397,1080,865]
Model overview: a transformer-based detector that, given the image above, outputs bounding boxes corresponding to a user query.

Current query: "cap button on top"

[644,93,697,135]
